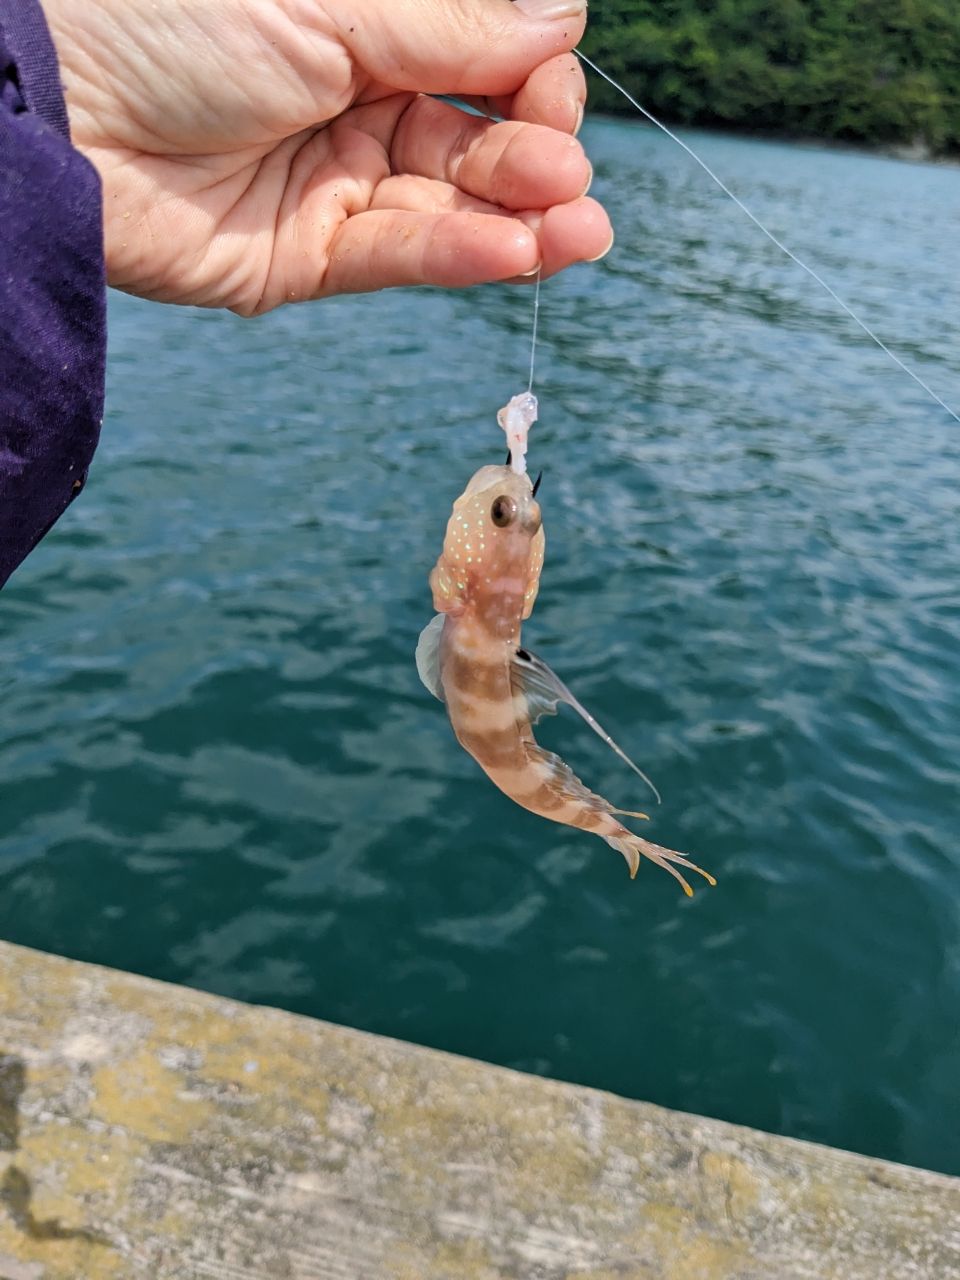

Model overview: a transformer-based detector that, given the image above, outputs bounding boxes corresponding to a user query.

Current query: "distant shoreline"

[585,109,960,170]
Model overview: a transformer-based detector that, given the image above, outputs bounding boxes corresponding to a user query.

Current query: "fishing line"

[575,49,960,426]
[527,265,542,395]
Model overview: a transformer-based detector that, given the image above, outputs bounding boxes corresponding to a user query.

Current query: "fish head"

[430,464,545,631]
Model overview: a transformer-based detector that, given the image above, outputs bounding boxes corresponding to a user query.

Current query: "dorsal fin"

[511,647,661,804]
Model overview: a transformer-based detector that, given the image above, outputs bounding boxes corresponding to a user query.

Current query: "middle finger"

[390,96,591,211]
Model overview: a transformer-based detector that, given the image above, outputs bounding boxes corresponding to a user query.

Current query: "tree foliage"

[581,0,960,153]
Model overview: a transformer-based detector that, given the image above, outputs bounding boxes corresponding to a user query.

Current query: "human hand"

[41,0,611,314]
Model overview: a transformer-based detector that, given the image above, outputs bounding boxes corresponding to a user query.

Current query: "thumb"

[326,0,588,98]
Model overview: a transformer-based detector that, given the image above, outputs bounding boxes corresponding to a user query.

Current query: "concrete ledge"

[0,940,957,1279]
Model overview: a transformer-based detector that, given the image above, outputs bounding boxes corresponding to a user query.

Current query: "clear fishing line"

[574,49,960,426]
[527,265,542,395]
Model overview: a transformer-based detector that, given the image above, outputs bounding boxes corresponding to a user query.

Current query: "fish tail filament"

[603,833,716,897]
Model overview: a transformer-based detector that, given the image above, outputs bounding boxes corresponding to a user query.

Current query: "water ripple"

[2,118,958,1175]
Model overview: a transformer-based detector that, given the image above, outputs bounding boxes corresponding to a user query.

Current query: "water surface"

[3,118,959,1175]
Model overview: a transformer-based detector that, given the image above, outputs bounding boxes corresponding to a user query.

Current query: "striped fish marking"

[417,463,714,896]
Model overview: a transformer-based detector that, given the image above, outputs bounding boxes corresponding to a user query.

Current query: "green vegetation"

[581,0,960,153]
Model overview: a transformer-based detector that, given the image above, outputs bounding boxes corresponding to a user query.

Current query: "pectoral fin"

[416,614,446,702]
[511,647,661,804]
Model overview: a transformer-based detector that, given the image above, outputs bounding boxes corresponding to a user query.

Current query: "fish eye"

[491,496,518,528]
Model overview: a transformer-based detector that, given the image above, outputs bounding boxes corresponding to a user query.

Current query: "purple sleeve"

[0,0,105,589]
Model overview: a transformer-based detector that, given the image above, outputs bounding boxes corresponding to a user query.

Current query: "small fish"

[416,463,715,895]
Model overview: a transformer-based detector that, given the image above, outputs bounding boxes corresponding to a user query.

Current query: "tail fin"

[603,833,716,897]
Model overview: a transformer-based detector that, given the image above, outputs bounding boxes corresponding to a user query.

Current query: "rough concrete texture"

[0,940,957,1280]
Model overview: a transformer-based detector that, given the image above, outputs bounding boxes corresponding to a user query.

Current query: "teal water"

[2,118,959,1176]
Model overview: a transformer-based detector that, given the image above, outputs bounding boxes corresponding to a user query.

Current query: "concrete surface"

[0,939,957,1279]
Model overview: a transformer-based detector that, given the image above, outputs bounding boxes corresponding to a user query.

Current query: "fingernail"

[518,263,542,276]
[580,158,593,197]
[586,230,614,263]
[514,0,588,20]
[573,102,584,135]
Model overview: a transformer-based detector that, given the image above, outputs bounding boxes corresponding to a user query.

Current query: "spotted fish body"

[417,464,715,896]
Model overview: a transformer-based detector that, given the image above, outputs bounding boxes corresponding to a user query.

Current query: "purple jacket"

[0,0,105,589]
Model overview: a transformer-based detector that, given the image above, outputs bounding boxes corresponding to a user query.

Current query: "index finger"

[494,52,587,133]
